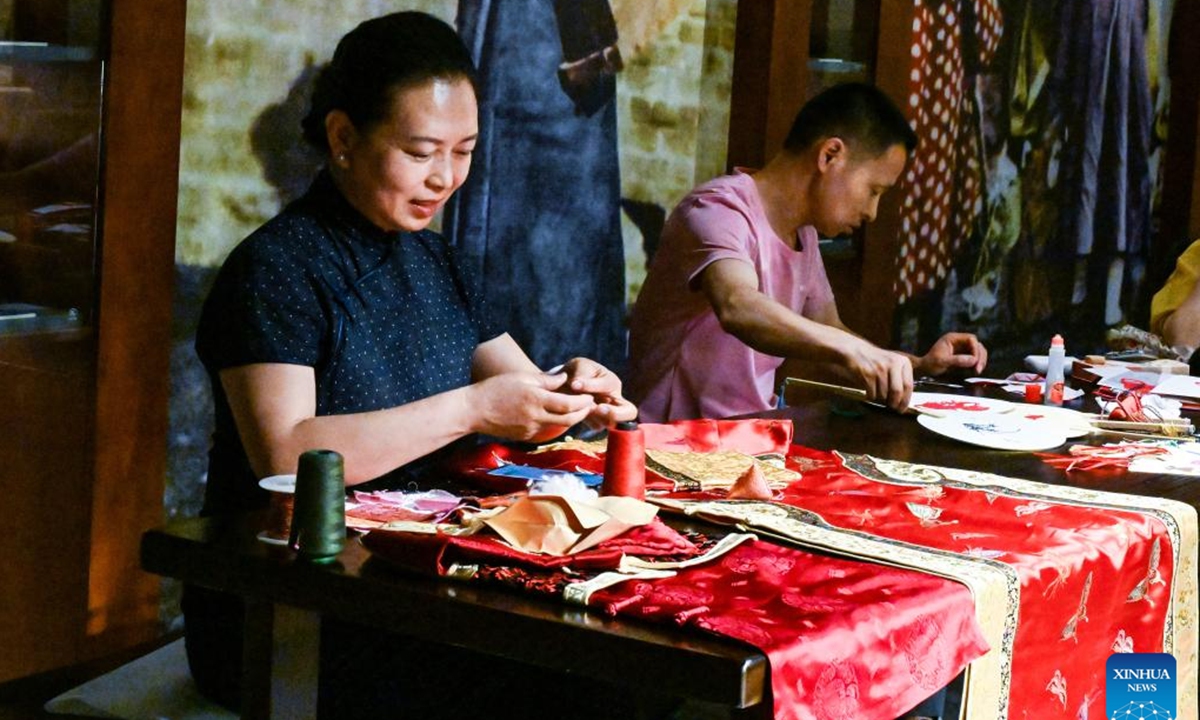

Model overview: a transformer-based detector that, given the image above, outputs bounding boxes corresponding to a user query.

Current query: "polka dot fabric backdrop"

[895,0,1002,303]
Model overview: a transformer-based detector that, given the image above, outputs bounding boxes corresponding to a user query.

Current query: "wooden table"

[771,392,1200,511]
[142,390,1199,720]
[141,514,770,720]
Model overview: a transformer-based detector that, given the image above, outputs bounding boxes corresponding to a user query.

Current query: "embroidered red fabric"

[589,539,987,720]
[440,418,794,493]
[362,517,700,575]
[363,520,986,720]
[766,447,1175,719]
[373,421,1178,719]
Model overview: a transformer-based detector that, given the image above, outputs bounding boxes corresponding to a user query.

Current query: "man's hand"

[917,332,988,376]
[845,340,914,412]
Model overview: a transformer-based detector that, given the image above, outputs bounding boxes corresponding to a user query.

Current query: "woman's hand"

[559,357,638,426]
[469,370,597,441]
[469,337,636,437]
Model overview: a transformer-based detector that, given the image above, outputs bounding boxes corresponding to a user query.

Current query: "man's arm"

[699,258,913,410]
[801,294,987,377]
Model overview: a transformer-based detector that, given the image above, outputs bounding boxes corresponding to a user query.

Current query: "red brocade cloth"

[663,446,1196,719]
[361,518,700,575]
[442,418,794,493]
[588,539,988,720]
[773,448,1183,719]
[372,419,1196,719]
[363,522,988,720]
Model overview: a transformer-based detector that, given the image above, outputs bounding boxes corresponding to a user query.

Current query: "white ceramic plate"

[258,474,296,493]
[910,392,1014,416]
[1007,404,1092,439]
[917,412,1069,451]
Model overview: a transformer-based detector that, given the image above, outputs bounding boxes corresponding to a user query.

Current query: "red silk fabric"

[362,517,699,575]
[763,447,1175,719]
[388,421,1178,718]
[639,417,794,455]
[442,418,794,493]
[363,520,986,720]
[589,538,988,720]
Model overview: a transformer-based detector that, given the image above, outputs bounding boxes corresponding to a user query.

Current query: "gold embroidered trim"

[645,449,801,490]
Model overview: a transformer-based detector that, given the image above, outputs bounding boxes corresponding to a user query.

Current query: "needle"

[915,377,964,389]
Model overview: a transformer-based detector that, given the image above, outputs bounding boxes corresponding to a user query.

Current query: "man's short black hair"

[782,83,917,158]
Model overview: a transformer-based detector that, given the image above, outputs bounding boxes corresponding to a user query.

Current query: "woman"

[186,12,636,715]
[1151,239,1200,352]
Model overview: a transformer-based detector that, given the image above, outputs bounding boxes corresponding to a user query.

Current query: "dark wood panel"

[0,0,185,682]
[0,328,92,373]
[727,0,775,171]
[850,0,912,347]
[85,0,185,657]
[0,337,92,682]
[726,0,812,171]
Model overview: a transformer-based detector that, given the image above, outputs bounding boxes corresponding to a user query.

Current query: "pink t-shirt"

[627,171,835,421]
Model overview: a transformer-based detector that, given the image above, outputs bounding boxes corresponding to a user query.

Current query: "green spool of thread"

[288,449,346,563]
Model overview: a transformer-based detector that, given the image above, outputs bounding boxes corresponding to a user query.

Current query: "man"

[627,82,987,422]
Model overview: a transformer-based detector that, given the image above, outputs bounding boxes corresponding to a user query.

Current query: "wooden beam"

[853,0,913,347]
[727,0,812,171]
[87,0,185,655]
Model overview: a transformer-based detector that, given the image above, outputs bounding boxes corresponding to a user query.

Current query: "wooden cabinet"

[0,0,184,681]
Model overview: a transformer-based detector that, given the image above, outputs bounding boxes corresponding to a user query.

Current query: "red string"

[1036,442,1169,472]
[602,593,645,616]
[602,422,646,499]
[674,605,710,625]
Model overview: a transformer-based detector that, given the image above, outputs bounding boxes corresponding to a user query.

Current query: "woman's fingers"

[539,389,596,417]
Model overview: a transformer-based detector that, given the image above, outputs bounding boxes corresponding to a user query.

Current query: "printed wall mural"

[169,0,735,520]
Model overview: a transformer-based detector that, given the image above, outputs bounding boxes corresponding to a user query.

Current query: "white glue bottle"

[1043,334,1065,406]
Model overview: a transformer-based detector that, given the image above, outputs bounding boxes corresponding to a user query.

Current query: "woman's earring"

[336,153,348,165]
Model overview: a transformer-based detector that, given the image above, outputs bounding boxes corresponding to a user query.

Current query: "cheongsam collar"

[301,169,414,245]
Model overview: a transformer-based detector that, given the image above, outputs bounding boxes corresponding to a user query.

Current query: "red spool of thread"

[602,420,646,499]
